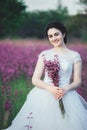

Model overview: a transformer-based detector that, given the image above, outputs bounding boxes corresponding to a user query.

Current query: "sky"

[24,0,84,15]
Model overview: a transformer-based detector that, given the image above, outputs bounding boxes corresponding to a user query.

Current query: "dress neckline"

[50,48,72,56]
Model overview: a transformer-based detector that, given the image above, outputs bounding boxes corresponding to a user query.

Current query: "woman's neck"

[53,45,68,53]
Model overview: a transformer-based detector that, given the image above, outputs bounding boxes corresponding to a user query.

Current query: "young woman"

[4,21,87,130]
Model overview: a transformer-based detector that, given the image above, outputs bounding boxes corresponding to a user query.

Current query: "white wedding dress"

[5,49,87,130]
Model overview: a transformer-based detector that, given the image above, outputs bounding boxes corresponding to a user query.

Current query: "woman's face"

[47,28,65,47]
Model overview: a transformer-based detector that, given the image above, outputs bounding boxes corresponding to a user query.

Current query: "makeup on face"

[47,28,64,47]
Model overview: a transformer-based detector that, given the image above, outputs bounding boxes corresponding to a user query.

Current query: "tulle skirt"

[5,87,87,130]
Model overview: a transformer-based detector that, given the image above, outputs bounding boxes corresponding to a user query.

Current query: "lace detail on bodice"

[38,49,82,87]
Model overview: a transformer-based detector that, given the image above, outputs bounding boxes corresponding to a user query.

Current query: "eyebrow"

[48,32,59,36]
[48,34,52,36]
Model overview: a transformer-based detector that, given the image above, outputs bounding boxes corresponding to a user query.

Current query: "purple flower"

[43,54,65,117]
[25,112,33,130]
[4,99,12,111]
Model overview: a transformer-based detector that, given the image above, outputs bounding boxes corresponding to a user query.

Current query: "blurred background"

[0,0,87,41]
[0,0,87,129]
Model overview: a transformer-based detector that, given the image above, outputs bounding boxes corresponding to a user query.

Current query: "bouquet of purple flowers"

[43,54,65,117]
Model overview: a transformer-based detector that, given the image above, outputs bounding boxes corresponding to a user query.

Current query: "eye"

[54,32,60,36]
[48,35,53,38]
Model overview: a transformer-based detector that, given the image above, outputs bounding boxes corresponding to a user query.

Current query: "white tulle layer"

[5,87,87,130]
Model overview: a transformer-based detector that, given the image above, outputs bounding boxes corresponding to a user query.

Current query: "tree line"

[0,0,87,41]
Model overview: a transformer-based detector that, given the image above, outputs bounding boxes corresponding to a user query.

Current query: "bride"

[4,21,87,130]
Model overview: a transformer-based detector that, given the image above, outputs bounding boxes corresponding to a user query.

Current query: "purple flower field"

[0,39,87,128]
[0,39,87,100]
[0,40,49,84]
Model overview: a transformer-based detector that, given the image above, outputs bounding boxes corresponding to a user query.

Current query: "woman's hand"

[47,86,64,100]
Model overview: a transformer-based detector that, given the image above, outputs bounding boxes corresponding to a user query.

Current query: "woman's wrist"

[45,85,53,91]
[63,86,70,94]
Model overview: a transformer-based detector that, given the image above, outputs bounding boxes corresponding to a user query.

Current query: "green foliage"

[18,9,69,38]
[0,0,69,39]
[0,0,27,38]
[65,14,87,41]
[0,0,87,41]
[56,0,68,15]
[79,0,87,13]
[79,0,87,5]
[0,75,33,129]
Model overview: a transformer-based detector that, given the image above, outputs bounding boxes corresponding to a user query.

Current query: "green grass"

[0,75,34,129]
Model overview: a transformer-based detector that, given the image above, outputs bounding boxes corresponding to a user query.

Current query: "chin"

[54,44,61,47]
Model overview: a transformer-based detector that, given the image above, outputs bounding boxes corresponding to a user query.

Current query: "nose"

[52,35,57,41]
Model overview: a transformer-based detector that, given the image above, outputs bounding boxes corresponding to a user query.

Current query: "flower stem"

[59,99,65,117]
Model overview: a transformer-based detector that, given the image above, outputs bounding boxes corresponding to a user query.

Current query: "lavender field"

[0,39,87,129]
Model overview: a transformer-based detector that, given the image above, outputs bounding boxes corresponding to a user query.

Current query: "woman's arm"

[32,56,63,99]
[63,61,82,94]
[32,56,49,89]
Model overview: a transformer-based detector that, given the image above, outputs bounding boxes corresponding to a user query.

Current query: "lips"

[53,40,60,44]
